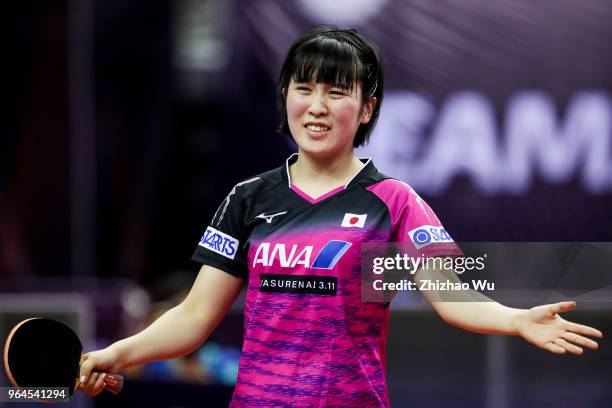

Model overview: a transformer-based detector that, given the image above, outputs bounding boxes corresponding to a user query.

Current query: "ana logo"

[408,225,453,249]
[255,211,288,224]
[253,240,351,269]
[198,226,239,259]
[341,213,367,228]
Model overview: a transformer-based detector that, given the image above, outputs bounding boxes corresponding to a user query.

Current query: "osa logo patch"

[408,225,453,249]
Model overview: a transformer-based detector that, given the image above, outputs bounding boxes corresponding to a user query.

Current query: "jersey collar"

[283,153,375,189]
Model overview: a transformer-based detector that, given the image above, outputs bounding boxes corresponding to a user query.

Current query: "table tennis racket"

[3,317,123,401]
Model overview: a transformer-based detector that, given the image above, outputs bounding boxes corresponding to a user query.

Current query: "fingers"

[94,372,107,392]
[105,374,118,389]
[544,329,601,355]
[543,342,566,354]
[79,354,94,385]
[548,301,576,315]
[553,338,583,355]
[562,331,599,350]
[566,322,603,339]
[78,372,106,397]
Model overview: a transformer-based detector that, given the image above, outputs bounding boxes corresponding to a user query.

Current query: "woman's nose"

[308,95,328,116]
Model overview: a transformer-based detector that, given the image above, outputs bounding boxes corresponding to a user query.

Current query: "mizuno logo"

[255,211,288,223]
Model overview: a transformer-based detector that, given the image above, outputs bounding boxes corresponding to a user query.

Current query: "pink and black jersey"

[192,154,460,407]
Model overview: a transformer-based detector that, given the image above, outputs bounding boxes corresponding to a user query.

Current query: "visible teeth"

[306,124,329,132]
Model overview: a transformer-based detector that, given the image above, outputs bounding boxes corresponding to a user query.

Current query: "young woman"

[79,27,603,407]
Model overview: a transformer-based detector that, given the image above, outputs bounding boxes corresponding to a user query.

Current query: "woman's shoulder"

[227,164,286,199]
[366,176,418,199]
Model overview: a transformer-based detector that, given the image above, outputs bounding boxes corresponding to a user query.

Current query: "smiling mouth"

[305,124,330,133]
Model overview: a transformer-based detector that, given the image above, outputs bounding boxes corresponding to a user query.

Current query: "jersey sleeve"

[367,179,462,258]
[191,182,254,279]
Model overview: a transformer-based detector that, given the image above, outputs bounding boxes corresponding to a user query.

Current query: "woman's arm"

[79,264,244,395]
[414,260,603,353]
[414,263,522,335]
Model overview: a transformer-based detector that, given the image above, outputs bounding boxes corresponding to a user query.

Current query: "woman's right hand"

[78,346,122,396]
[77,265,244,397]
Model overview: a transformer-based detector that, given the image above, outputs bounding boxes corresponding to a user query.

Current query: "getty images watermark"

[361,242,612,304]
[360,245,494,303]
[370,252,491,292]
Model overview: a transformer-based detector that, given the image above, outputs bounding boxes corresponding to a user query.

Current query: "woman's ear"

[361,97,377,124]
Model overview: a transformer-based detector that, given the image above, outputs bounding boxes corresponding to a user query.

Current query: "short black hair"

[277,26,384,147]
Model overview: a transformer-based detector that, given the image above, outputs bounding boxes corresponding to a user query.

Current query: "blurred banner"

[213,0,612,242]
[3,0,611,282]
[233,0,612,196]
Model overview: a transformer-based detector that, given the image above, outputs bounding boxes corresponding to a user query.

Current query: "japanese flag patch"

[341,213,367,228]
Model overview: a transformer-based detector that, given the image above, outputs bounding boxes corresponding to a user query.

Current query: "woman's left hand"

[515,301,603,354]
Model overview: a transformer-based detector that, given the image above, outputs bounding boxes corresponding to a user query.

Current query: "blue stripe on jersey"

[311,240,352,269]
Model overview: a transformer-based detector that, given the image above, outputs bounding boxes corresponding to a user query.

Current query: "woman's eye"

[330,90,347,96]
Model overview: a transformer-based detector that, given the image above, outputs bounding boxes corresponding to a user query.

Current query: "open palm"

[516,301,603,354]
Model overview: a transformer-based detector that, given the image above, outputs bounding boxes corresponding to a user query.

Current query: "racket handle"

[102,373,124,395]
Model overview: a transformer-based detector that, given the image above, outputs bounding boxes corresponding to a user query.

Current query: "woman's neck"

[290,150,365,193]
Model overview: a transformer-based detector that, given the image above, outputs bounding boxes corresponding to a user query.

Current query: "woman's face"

[286,79,374,160]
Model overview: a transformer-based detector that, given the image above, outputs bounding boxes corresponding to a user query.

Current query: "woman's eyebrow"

[290,81,354,91]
